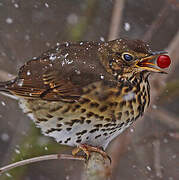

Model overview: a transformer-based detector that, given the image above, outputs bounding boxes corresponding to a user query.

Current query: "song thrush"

[0,39,167,159]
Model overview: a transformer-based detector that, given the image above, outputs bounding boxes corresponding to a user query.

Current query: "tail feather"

[0,80,18,100]
[0,80,12,92]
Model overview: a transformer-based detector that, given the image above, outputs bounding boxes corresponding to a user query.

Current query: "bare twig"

[143,1,170,41]
[0,153,84,175]
[153,140,162,178]
[108,0,124,40]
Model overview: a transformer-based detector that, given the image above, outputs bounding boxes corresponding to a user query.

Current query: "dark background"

[0,0,178,179]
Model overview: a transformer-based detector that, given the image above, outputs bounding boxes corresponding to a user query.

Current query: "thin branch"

[108,0,124,41]
[153,140,162,178]
[143,1,170,41]
[0,154,84,175]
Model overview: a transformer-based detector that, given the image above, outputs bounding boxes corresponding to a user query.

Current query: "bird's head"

[99,38,167,80]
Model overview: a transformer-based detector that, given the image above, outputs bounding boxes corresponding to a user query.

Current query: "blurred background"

[0,0,178,179]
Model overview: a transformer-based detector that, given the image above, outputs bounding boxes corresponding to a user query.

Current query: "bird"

[0,38,167,160]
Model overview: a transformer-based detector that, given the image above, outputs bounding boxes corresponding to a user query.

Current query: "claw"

[72,144,111,163]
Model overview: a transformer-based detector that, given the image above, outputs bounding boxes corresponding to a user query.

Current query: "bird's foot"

[72,144,111,163]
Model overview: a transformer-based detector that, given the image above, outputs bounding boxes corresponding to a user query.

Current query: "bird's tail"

[0,80,18,100]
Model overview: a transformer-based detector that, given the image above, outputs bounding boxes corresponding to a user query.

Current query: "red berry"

[157,55,171,68]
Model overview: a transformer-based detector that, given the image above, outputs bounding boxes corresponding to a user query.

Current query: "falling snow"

[124,22,131,31]
[6,17,13,24]
[14,3,19,8]
[65,42,69,47]
[100,74,104,79]
[1,101,6,106]
[75,69,81,75]
[5,173,12,178]
[67,13,78,25]
[15,148,21,154]
[152,104,157,109]
[100,37,105,42]
[49,54,56,61]
[17,79,24,86]
[1,133,10,142]
[146,166,152,171]
[27,70,31,76]
[45,3,49,8]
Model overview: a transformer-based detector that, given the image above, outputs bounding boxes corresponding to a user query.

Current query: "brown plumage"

[0,38,167,157]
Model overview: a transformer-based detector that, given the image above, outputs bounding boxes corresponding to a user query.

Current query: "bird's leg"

[72,144,111,163]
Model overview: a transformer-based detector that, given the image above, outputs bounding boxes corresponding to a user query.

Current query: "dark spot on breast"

[80,116,85,121]
[66,127,72,131]
[89,129,99,133]
[104,123,112,127]
[109,102,118,107]
[46,114,53,118]
[75,104,81,109]
[119,101,126,108]
[86,120,91,124]
[125,111,129,116]
[99,105,108,112]
[103,132,108,136]
[90,102,99,108]
[135,114,140,120]
[94,114,99,119]
[59,140,62,143]
[64,137,71,143]
[130,117,134,122]
[94,124,103,128]
[109,130,117,134]
[125,118,130,125]
[118,122,124,128]
[79,98,90,104]
[57,123,62,127]
[76,139,82,143]
[95,134,101,139]
[130,110,134,115]
[87,112,94,118]
[37,118,48,122]
[104,118,111,122]
[45,128,62,134]
[99,116,104,120]
[118,112,122,119]
[58,117,64,121]
[137,94,142,105]
[65,119,80,126]
[81,108,86,113]
[76,130,87,136]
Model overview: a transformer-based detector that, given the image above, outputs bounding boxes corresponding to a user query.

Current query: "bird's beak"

[135,51,168,73]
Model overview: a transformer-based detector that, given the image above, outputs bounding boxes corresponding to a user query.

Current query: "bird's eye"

[122,53,134,62]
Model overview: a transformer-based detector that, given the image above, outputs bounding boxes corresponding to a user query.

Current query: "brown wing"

[6,42,115,102]
[7,59,82,102]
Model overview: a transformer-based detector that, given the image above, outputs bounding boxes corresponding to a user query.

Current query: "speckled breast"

[19,73,150,149]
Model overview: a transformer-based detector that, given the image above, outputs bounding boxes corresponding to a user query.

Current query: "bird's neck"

[117,71,150,85]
